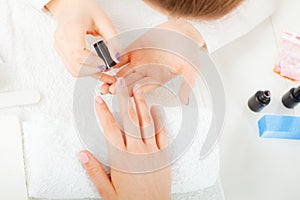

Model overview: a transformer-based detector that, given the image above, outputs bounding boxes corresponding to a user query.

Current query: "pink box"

[276,32,300,81]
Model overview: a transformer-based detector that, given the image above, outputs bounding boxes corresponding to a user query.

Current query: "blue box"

[258,115,300,140]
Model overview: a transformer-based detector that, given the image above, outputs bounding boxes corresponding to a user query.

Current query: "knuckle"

[126,137,145,152]
[142,115,152,126]
[64,20,77,29]
[162,127,167,134]
[69,69,80,78]
[133,143,146,153]
[128,108,138,124]
[174,64,184,74]
[73,49,86,63]
[71,74,80,78]
[158,127,167,136]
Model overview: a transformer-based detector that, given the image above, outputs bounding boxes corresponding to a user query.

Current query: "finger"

[99,84,110,95]
[75,49,107,76]
[55,24,106,77]
[81,51,107,69]
[92,73,116,84]
[116,79,142,149]
[79,151,116,199]
[116,58,135,76]
[120,71,145,87]
[133,88,156,148]
[95,96,125,149]
[113,53,131,69]
[150,105,168,149]
[127,77,161,96]
[108,82,117,94]
[93,10,120,63]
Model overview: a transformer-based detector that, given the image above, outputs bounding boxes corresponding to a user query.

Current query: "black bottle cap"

[294,86,300,99]
[282,86,300,109]
[248,90,271,113]
[94,40,116,70]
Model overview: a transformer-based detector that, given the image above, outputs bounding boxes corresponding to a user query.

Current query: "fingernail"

[96,96,104,104]
[97,65,107,72]
[116,52,121,62]
[117,78,126,88]
[181,97,189,106]
[79,152,89,164]
[186,98,190,106]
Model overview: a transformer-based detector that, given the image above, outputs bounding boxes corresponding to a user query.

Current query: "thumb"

[80,151,116,199]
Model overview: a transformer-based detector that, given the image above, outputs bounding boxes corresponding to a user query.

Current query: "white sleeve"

[28,0,52,11]
[189,0,278,53]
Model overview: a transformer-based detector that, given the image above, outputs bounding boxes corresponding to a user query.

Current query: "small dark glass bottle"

[248,90,271,112]
[94,40,116,70]
[282,86,300,109]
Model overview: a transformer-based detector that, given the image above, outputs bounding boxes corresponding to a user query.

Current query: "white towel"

[1,0,221,199]
[23,104,219,199]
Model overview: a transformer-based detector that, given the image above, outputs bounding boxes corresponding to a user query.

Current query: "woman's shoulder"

[189,0,279,53]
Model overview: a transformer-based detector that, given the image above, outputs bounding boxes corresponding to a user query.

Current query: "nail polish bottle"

[94,40,116,69]
[248,90,271,112]
[282,86,300,109]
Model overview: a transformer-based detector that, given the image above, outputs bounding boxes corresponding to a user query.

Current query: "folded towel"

[23,115,98,199]
[23,102,219,199]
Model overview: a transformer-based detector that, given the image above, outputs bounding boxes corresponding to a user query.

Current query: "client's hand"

[99,20,202,105]
[114,49,197,105]
[46,0,119,82]
[79,78,172,200]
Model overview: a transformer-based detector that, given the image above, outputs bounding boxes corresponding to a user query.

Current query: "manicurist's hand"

[46,0,119,83]
[79,79,172,200]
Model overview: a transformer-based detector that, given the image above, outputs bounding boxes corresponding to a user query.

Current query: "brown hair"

[147,0,244,20]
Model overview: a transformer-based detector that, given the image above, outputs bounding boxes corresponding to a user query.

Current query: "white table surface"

[214,0,300,199]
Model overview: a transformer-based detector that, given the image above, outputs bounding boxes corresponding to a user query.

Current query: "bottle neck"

[258,91,271,104]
